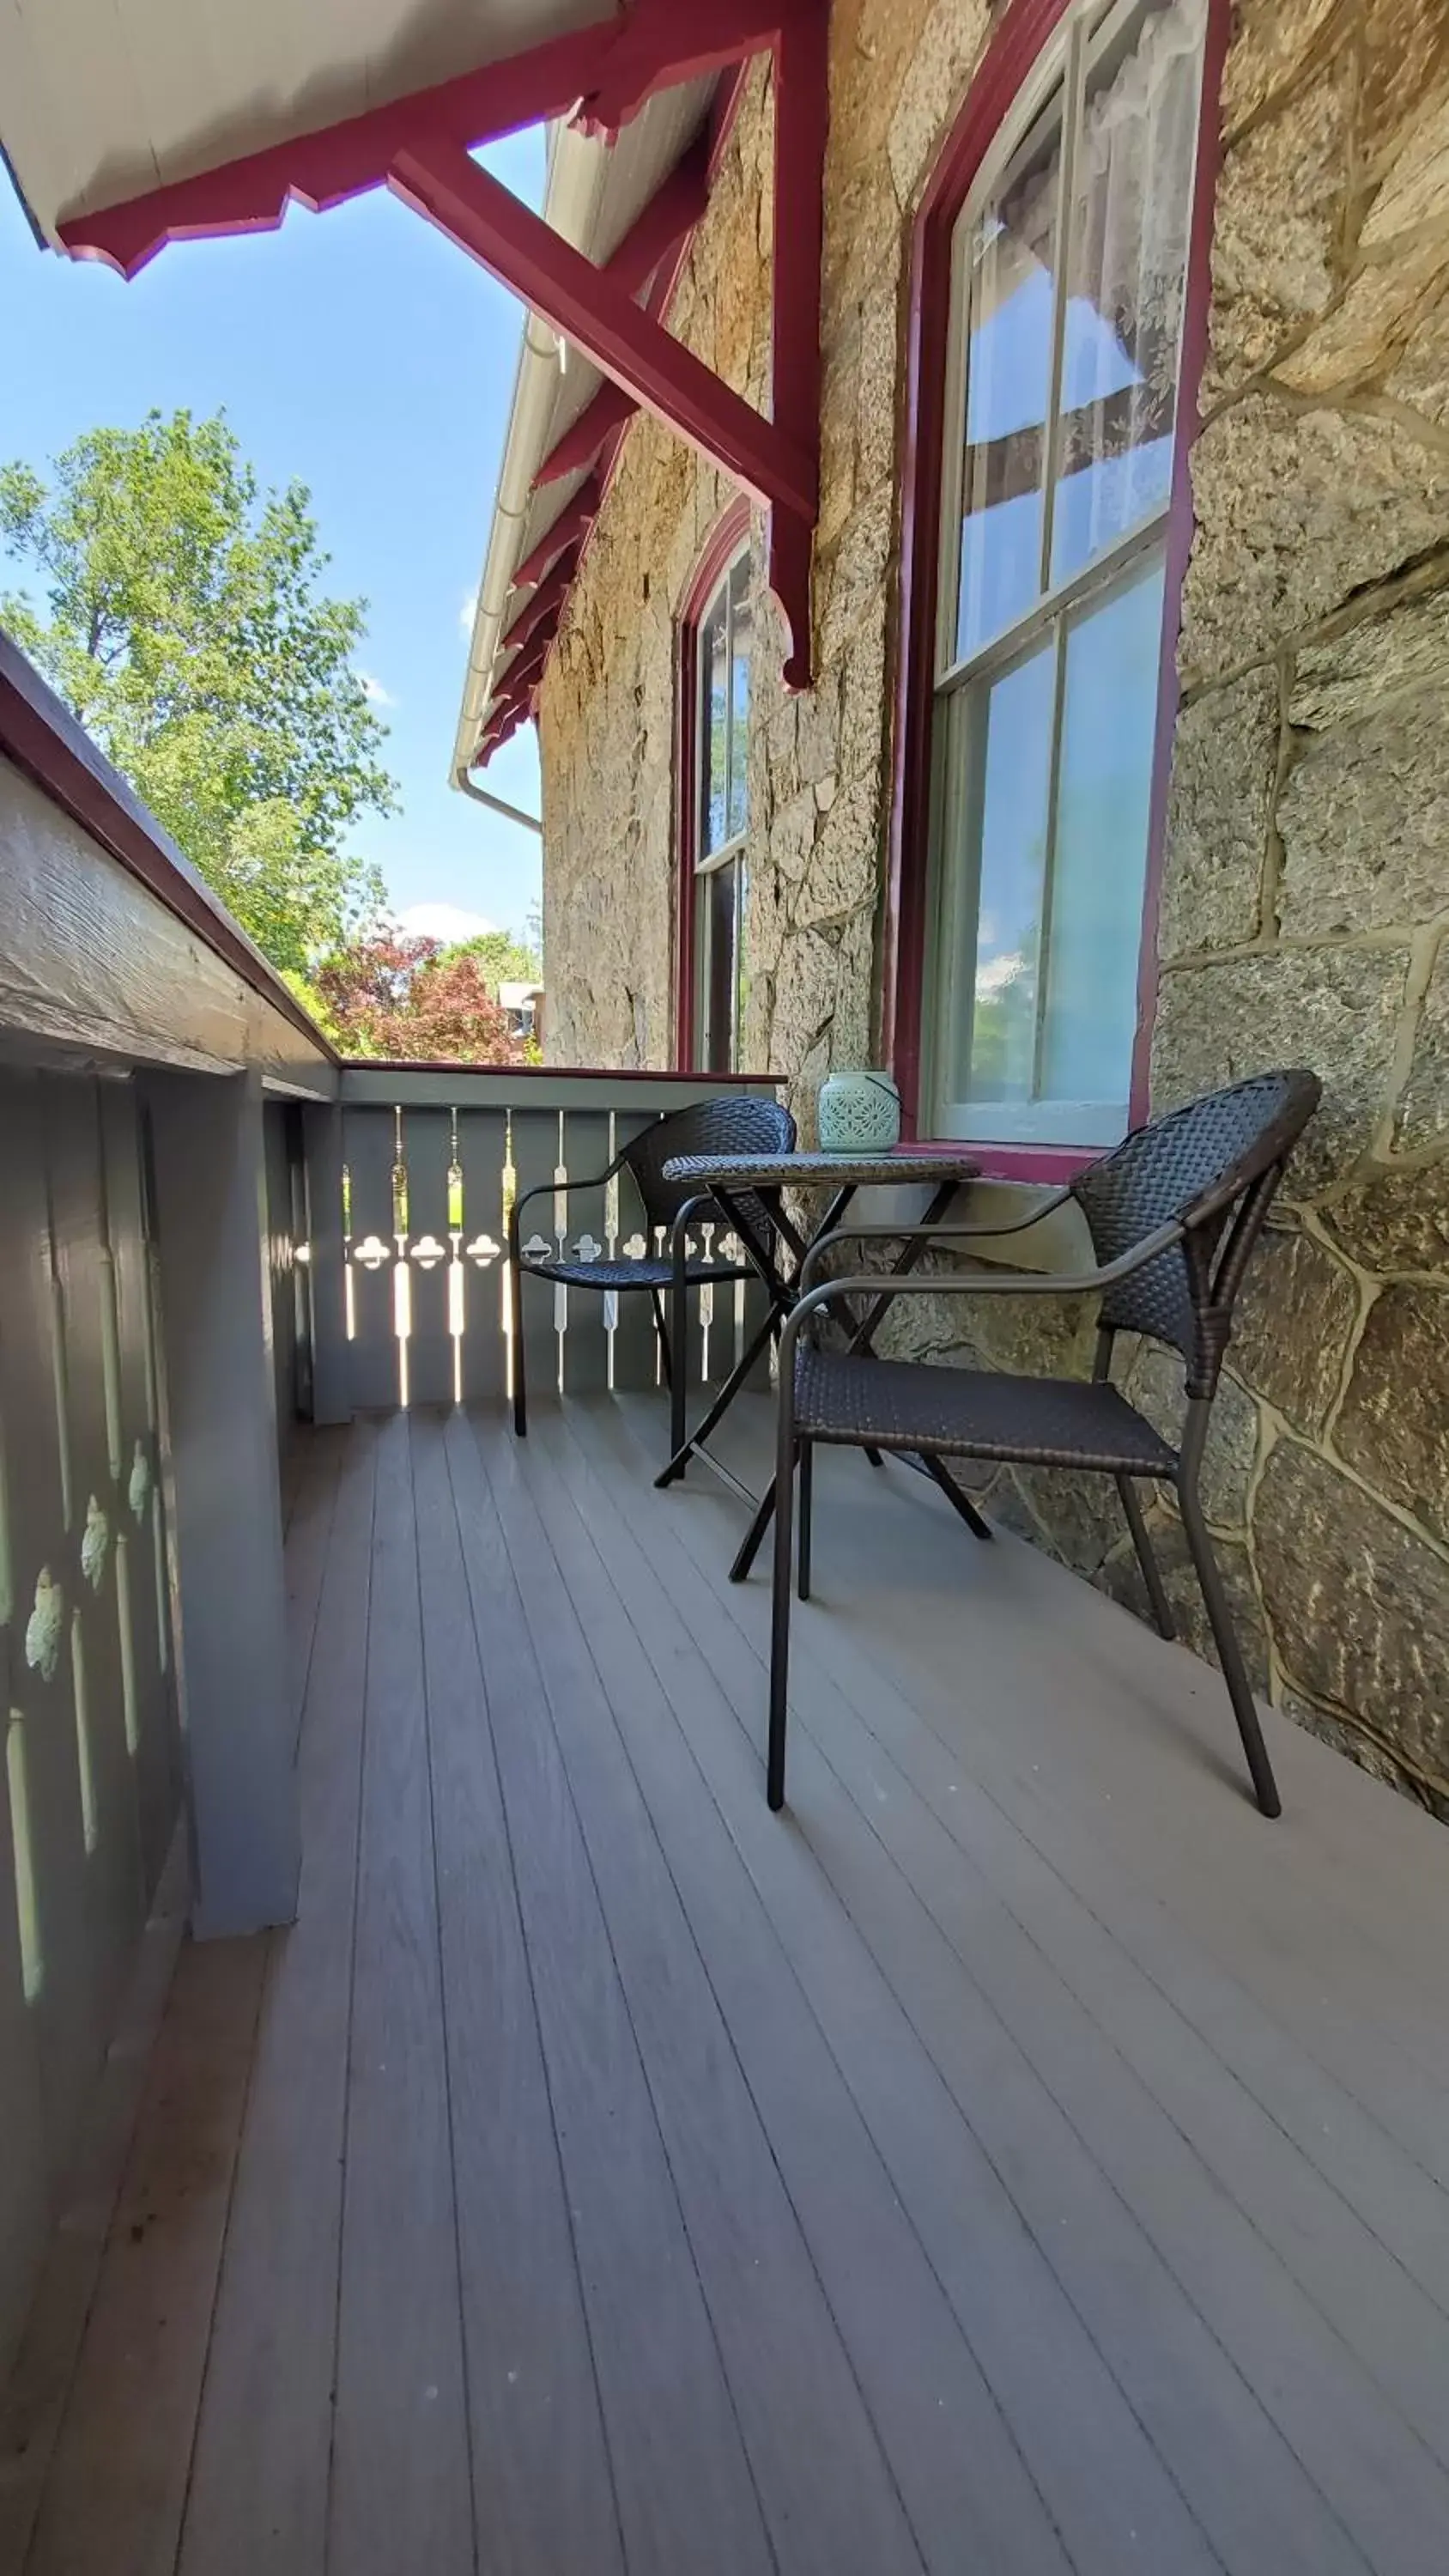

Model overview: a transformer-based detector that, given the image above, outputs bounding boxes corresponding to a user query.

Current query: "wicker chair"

[764,1070,1322,1819]
[507,1093,796,1437]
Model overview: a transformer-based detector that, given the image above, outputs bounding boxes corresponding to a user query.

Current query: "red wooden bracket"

[767,2,828,690]
[535,384,638,488]
[391,144,816,519]
[500,550,580,658]
[514,480,602,589]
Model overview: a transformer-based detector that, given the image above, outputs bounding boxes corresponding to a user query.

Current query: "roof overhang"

[452,71,739,790]
[0,1,615,249]
[2,0,828,799]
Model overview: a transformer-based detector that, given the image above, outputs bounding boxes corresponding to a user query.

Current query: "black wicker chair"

[765,1070,1322,1819]
[507,1093,797,1437]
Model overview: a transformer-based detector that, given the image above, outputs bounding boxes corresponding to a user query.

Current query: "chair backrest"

[621,1094,797,1246]
[1070,1071,1321,1395]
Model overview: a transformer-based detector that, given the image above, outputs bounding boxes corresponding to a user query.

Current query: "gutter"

[450,120,608,797]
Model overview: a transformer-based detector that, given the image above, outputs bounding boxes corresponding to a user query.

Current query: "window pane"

[954,92,1064,662]
[727,556,751,842]
[1039,549,1165,1109]
[699,590,730,857]
[1050,0,1204,586]
[946,638,1058,1107]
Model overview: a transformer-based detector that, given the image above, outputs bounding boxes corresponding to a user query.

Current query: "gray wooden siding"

[0,1068,179,2385]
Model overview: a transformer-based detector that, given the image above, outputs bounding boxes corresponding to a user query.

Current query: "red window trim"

[674,494,754,1071]
[882,0,1231,1176]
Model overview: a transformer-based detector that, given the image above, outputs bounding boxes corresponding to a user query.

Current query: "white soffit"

[0,0,613,240]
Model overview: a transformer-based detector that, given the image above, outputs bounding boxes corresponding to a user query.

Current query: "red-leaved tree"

[312,932,527,1063]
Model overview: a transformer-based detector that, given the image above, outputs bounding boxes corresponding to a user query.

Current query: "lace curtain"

[1058,0,1206,569]
[963,0,1205,566]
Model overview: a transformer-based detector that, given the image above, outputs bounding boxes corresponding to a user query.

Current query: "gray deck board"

[13,1395,1447,2576]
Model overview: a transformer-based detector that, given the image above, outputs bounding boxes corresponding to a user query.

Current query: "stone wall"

[537,0,1449,1818]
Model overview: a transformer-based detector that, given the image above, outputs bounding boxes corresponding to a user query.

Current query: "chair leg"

[731,1478,777,1583]
[648,1287,674,1390]
[921,1455,993,1541]
[797,1441,814,1601]
[510,1255,528,1437]
[768,1431,798,1812]
[1178,1476,1282,1820]
[1117,1475,1175,1639]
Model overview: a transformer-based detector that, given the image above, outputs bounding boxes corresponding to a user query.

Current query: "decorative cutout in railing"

[330,1097,773,1413]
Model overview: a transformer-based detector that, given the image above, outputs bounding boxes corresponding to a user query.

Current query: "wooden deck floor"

[9,1396,1449,2576]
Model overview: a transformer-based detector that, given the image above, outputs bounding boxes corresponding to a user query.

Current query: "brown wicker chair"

[764,1070,1322,1819]
[508,1093,796,1437]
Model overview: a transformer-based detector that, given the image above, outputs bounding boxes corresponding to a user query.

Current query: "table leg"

[730,1176,972,1583]
[655,1302,779,1489]
[657,1185,792,1494]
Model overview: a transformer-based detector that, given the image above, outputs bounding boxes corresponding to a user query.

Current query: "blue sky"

[0,132,546,943]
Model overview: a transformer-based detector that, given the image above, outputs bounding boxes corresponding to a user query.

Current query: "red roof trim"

[56,0,809,277]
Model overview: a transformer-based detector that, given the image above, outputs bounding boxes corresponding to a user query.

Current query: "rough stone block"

[886,0,989,209]
[1125,1342,1261,1528]
[1228,1223,1359,1436]
[1334,1281,1449,1546]
[1321,1160,1449,1275]
[1220,0,1341,132]
[1383,295,1449,437]
[1150,947,1410,1194]
[1009,1466,1130,1579]
[838,600,890,787]
[770,783,822,887]
[857,283,904,495]
[1252,1437,1449,1802]
[817,483,894,670]
[1158,669,1277,957]
[1396,939,1449,1153]
[791,777,882,928]
[1277,670,1449,936]
[829,906,876,1072]
[768,923,841,1069]
[1270,235,1449,405]
[1179,398,1449,684]
[1289,580,1449,729]
[1361,87,1449,248]
[1100,1516,1272,1696]
[1359,0,1449,169]
[1208,46,1352,392]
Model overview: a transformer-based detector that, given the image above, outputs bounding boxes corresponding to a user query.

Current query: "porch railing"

[291,1066,783,1425]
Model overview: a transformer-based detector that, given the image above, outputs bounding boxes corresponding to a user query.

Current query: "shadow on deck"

[8,1395,1449,2576]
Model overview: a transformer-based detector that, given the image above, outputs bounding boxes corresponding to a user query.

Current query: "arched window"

[677,505,753,1073]
[893,0,1220,1160]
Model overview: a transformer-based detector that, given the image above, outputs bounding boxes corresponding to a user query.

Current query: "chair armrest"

[782,1215,1185,1359]
[797,1190,1073,1296]
[509,1156,625,1251]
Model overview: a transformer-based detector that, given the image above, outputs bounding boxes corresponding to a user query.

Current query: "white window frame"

[691,545,751,1075]
[922,0,1206,1148]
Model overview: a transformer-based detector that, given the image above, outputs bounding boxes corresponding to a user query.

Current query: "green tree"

[0,409,396,973]
[452,927,543,994]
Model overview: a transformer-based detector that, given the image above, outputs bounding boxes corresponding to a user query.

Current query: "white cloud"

[397,902,500,944]
[358,671,396,707]
[459,590,479,639]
